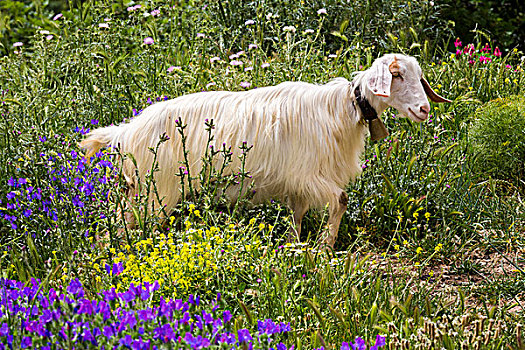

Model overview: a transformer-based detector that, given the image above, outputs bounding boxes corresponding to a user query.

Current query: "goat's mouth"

[408,108,427,122]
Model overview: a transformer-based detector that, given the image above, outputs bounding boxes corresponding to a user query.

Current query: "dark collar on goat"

[354,85,389,141]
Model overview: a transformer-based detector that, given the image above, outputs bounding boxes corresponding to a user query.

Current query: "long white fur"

[80,54,439,246]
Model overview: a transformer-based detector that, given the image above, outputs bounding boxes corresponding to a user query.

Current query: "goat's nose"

[419,104,430,116]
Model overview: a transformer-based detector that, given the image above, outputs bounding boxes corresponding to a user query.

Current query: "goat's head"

[366,54,451,123]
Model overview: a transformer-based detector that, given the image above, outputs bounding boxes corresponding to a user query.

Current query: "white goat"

[80,54,450,248]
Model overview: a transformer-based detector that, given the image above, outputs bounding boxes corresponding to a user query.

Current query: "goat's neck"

[354,82,388,117]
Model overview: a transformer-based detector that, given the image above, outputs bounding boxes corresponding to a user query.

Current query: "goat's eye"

[392,71,401,78]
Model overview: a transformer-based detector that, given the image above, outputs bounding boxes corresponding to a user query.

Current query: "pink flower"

[248,43,258,50]
[317,8,327,15]
[456,49,461,56]
[210,56,221,63]
[13,42,23,47]
[151,9,160,16]
[454,38,462,48]
[479,55,492,64]
[481,43,491,53]
[494,47,501,57]
[167,66,176,73]
[240,82,251,88]
[464,44,475,56]
[245,20,255,25]
[505,64,512,69]
[46,35,53,40]
[261,62,270,68]
[196,33,206,38]
[244,66,253,71]
[53,13,63,20]
[144,37,154,45]
[230,60,243,66]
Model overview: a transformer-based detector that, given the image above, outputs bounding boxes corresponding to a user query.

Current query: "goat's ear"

[367,60,392,97]
[420,77,452,103]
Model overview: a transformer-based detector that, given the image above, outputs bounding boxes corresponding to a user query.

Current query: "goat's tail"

[79,125,121,160]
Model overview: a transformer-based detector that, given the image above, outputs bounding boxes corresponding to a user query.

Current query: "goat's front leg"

[288,199,309,243]
[321,189,348,249]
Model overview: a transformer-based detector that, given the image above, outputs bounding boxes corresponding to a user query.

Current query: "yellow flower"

[394,244,400,250]
[416,247,423,254]
[413,212,419,219]
[258,223,265,231]
[403,240,408,246]
[434,243,443,252]
[193,210,201,217]
[424,212,430,220]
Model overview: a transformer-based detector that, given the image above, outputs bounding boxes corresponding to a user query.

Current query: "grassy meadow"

[0,0,524,349]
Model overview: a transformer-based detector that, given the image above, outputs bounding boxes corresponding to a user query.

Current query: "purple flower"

[21,337,32,348]
[144,37,154,45]
[240,81,251,88]
[350,337,366,350]
[53,13,63,20]
[223,310,232,323]
[67,278,84,297]
[0,323,9,336]
[237,329,252,343]
[370,335,386,350]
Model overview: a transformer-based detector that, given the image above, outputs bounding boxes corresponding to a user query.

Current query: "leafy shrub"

[469,95,525,189]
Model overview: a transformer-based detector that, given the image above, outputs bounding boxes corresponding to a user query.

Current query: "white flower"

[304,29,314,34]
[99,23,109,28]
[245,19,255,25]
[196,33,206,38]
[328,54,337,58]
[317,8,327,15]
[13,42,23,47]
[261,62,270,68]
[229,53,239,60]
[230,60,243,66]
[210,56,221,63]
[244,66,253,72]
[39,30,50,35]
[206,82,216,88]
[283,26,296,33]
[248,43,258,50]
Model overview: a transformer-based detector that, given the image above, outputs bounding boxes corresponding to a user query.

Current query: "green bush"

[469,95,525,188]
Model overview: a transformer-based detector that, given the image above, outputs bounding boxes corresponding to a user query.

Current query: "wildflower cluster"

[97,211,264,297]
[0,278,384,349]
[0,144,114,235]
